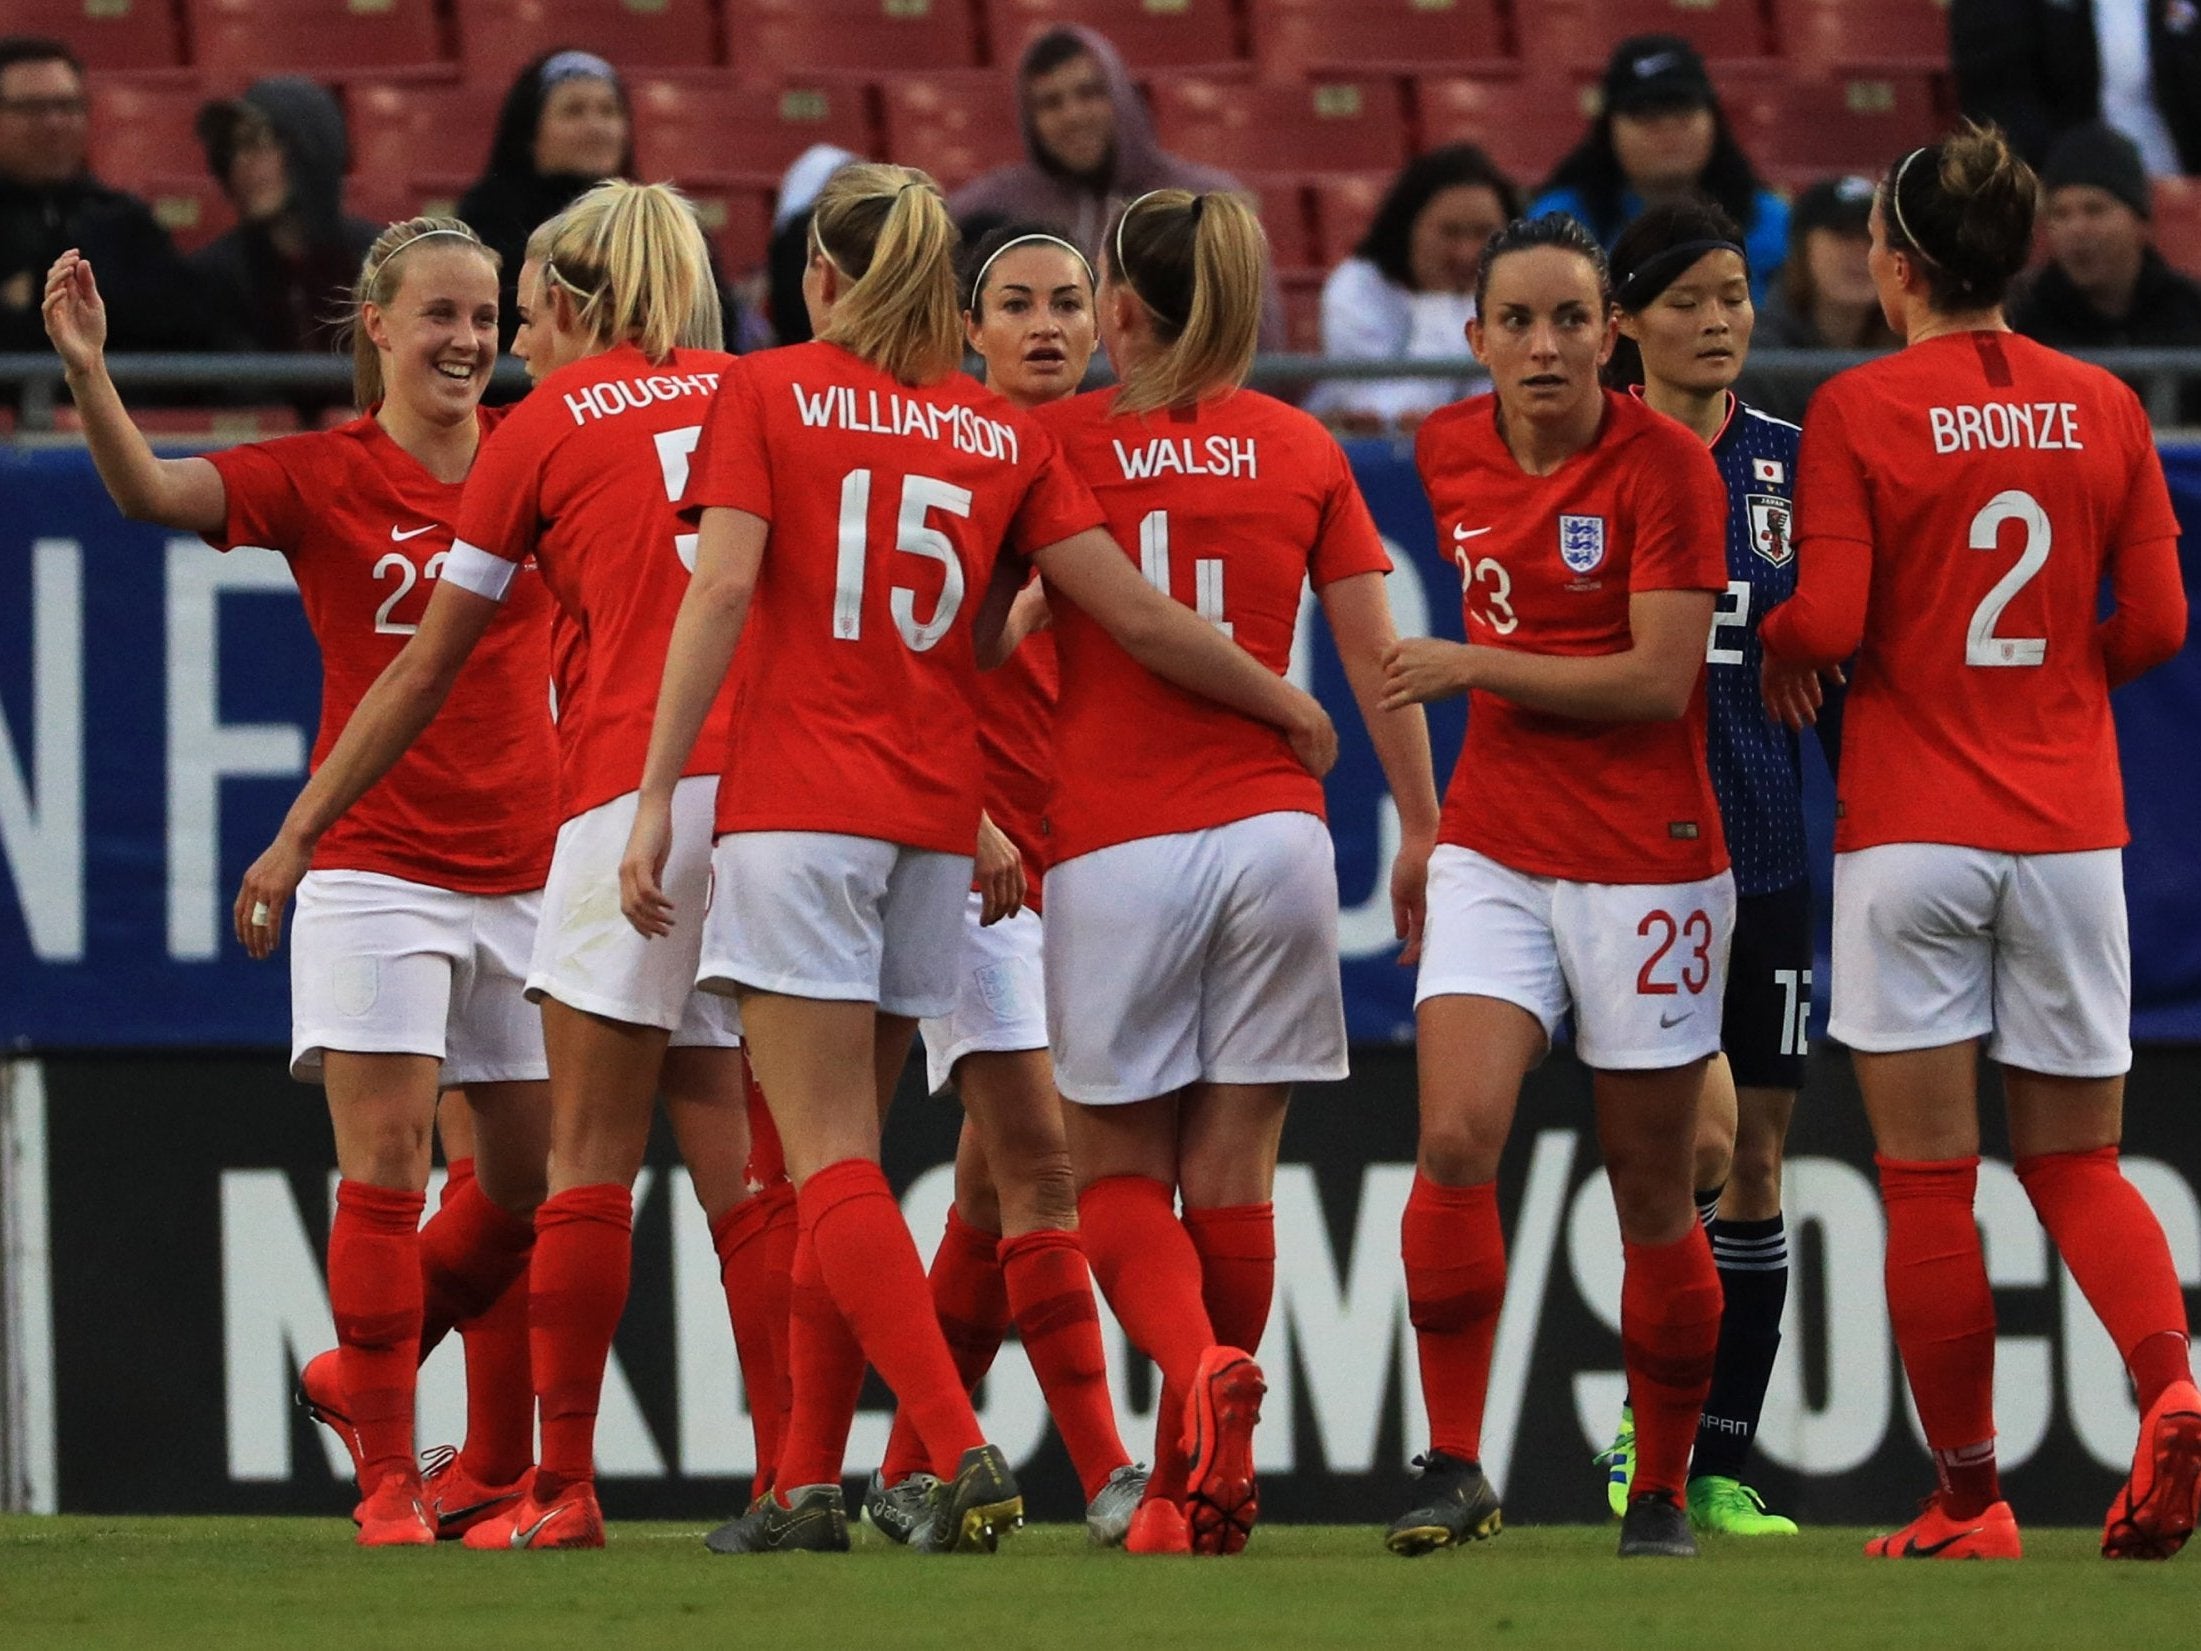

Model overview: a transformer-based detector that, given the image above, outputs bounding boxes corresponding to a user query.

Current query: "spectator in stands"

[1951,0,2201,176]
[192,79,379,357]
[1526,35,1788,304]
[1746,174,1898,420]
[0,35,205,359]
[1305,143,1518,432]
[2011,122,2201,418]
[458,50,635,349]
[950,25,1281,348]
[765,142,859,347]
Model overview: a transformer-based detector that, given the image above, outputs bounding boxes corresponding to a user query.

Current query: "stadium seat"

[137,174,235,252]
[2153,178,2201,281]
[11,0,186,74]
[879,72,1028,192]
[1235,173,1316,272]
[1771,0,1954,72]
[631,77,873,187]
[1245,0,1507,78]
[1149,76,1409,177]
[346,82,499,202]
[1306,170,1390,267]
[681,182,777,277]
[88,83,209,196]
[990,1,1242,70]
[183,1,448,84]
[722,0,983,78]
[1414,74,1599,193]
[452,0,721,88]
[1279,268,1323,350]
[1514,0,1771,70]
[1715,65,1942,178]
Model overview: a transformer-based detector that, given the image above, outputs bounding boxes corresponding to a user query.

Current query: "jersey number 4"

[1967,488,2050,668]
[1138,510,1232,635]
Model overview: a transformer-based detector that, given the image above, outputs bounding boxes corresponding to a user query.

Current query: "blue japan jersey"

[1705,399,1807,897]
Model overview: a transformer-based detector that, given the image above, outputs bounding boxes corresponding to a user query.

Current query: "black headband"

[1613,237,1747,312]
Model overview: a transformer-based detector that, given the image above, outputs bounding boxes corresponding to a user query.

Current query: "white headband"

[972,233,1095,304]
[1888,147,1939,266]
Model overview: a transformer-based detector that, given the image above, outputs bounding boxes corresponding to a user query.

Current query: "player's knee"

[1725,1132,1784,1216]
[346,1116,431,1188]
[1417,1116,1504,1187]
[998,1148,1077,1234]
[1693,1112,1737,1193]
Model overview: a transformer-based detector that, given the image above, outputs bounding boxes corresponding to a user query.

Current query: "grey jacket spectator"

[191,78,379,357]
[0,36,205,358]
[1951,0,2201,174]
[950,26,1282,350]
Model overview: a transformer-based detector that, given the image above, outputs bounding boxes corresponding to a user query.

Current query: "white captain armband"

[440,540,518,602]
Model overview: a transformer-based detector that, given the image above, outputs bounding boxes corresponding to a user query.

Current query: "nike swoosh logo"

[510,1504,567,1548]
[1452,525,1494,541]
[391,524,438,542]
[438,1490,519,1526]
[1658,1010,1689,1028]
[1900,1528,1980,1557]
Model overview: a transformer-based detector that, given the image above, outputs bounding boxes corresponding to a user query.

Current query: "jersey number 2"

[373,549,449,635]
[835,468,972,652]
[1966,488,2050,668]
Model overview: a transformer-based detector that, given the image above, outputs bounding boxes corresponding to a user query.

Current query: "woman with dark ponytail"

[1762,123,2194,1562]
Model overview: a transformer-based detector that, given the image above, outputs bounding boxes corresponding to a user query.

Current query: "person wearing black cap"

[1526,34,1789,304]
[2011,121,2201,418]
[1746,174,1901,420]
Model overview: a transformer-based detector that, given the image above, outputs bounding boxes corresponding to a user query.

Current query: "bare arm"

[44,252,226,531]
[233,579,506,957]
[1384,588,1716,723]
[971,549,1031,670]
[619,506,765,934]
[1034,527,1338,776]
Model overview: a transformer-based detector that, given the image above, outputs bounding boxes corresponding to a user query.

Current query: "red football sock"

[802,1159,984,1479]
[1401,1174,1506,1463]
[528,1183,633,1499]
[1620,1223,1723,1502]
[743,1056,787,1190]
[418,1162,535,1358]
[1079,1176,1214,1502]
[775,1223,867,1493]
[1183,1201,1276,1357]
[328,1178,427,1488]
[2016,1146,2194,1412]
[881,1206,1010,1487]
[1879,1155,2000,1517]
[1001,1227,1131,1502]
[456,1267,533,1486]
[711,1180,798,1499]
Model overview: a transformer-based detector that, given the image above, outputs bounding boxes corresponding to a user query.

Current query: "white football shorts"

[1830,843,2131,1077]
[699,830,973,1020]
[1045,811,1348,1105]
[920,891,1048,1093]
[1414,845,1736,1071]
[526,775,740,1046]
[290,870,546,1086]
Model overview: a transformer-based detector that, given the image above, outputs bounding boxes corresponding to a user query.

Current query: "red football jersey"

[451,343,737,822]
[203,410,555,894]
[1416,389,1731,883]
[1766,331,2185,855]
[683,342,1104,853]
[980,622,1059,903]
[1037,387,1391,863]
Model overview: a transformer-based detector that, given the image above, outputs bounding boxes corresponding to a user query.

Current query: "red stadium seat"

[1771,0,1953,72]
[11,0,186,74]
[991,1,1241,70]
[88,83,209,195]
[1279,268,1324,351]
[722,0,983,79]
[346,82,499,202]
[1306,171,1390,267]
[1149,76,1408,177]
[1716,65,1943,179]
[453,1,721,89]
[682,182,777,277]
[184,0,448,84]
[1246,0,1507,78]
[1414,74,1599,193]
[137,174,235,252]
[1515,0,1771,70]
[631,77,872,187]
[879,73,1027,192]
[2152,179,2201,281]
[1236,173,1316,271]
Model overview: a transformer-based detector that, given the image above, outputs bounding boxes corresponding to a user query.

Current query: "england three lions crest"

[1747,493,1793,567]
[1558,513,1606,573]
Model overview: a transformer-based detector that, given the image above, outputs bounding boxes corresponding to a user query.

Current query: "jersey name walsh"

[1111,435,1259,481]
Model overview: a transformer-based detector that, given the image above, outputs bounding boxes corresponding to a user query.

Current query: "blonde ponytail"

[344,217,497,411]
[1106,189,1264,415]
[541,179,720,360]
[812,163,964,386]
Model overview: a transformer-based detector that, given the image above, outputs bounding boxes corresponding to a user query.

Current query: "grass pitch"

[2,1517,2192,1650]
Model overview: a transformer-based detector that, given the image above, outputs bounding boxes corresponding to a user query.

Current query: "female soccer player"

[618,164,1335,1555]
[45,219,555,1546]
[1383,214,1732,1561]
[1761,125,2195,1562]
[1038,188,1439,1558]
[230,181,767,1552]
[1589,200,1814,1538]
[865,223,1145,1550]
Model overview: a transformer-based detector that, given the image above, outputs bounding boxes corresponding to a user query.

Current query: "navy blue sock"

[1691,1213,1788,1483]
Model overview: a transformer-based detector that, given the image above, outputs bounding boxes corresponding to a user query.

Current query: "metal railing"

[3,346,2197,432]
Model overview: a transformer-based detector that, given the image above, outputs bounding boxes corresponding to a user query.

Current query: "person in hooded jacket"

[950,25,1282,351]
[192,78,380,358]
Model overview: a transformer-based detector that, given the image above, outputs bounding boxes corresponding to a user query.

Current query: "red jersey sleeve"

[1626,430,1727,593]
[202,437,315,553]
[452,402,550,568]
[682,360,774,523]
[1763,386,1874,666]
[1003,424,1104,556]
[1789,385,1875,545]
[1308,437,1391,588]
[2099,394,2188,685]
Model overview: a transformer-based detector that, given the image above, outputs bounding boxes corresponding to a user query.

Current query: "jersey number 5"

[835,468,972,652]
[1967,488,2050,668]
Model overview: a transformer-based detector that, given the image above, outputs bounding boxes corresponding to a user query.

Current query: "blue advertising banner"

[3,440,2198,1049]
